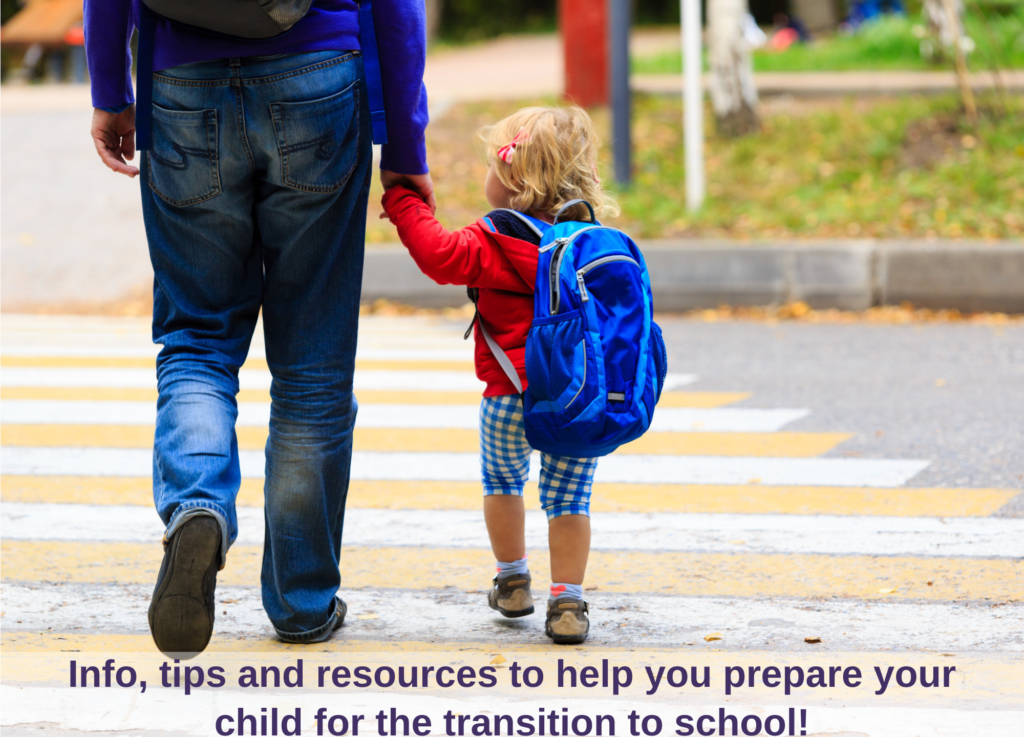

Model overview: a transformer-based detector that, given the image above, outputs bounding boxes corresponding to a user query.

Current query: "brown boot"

[487,571,535,618]
[545,595,589,644]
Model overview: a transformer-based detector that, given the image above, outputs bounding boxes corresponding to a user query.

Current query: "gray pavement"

[657,318,1024,495]
[1,107,152,310]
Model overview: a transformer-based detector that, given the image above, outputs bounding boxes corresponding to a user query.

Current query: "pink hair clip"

[497,128,528,164]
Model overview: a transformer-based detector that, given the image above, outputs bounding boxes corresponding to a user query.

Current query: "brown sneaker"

[545,595,590,644]
[487,572,535,618]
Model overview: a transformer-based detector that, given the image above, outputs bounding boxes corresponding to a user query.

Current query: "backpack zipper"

[545,226,622,313]
[575,255,641,302]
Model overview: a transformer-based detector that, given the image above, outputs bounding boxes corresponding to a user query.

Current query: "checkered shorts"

[480,394,597,520]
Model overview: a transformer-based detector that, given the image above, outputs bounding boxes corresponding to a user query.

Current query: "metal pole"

[609,0,631,186]
[682,0,705,210]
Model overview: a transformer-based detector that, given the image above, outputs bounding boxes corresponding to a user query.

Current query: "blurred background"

[1,0,1022,315]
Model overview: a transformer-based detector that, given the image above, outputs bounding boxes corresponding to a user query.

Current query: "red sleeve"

[382,187,532,293]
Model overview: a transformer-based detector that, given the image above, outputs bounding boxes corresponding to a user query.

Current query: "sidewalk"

[422,32,1024,101]
[9,31,1019,115]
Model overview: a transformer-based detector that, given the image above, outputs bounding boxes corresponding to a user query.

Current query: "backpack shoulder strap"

[478,320,524,394]
[463,288,524,394]
[359,0,388,145]
[135,3,157,150]
[492,209,550,241]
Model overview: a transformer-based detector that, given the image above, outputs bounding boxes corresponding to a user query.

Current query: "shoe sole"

[546,608,590,644]
[489,586,535,618]
[148,518,220,658]
[490,601,536,618]
[549,631,588,644]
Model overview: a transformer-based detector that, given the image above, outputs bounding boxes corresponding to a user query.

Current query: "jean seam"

[152,53,356,88]
[274,597,343,642]
[231,63,256,175]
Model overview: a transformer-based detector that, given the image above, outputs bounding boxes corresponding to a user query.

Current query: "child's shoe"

[545,595,590,644]
[488,572,535,617]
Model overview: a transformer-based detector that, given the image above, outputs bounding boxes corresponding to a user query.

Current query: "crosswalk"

[1,313,1021,736]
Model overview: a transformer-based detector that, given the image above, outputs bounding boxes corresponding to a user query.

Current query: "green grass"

[606,93,1024,240]
[365,94,1024,243]
[631,11,1024,74]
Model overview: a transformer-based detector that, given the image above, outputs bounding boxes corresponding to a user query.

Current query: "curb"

[362,241,1024,313]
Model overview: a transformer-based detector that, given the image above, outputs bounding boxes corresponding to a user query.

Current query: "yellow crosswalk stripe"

[4,476,1015,517]
[0,425,849,457]
[0,386,750,408]
[3,540,1020,601]
[0,355,475,372]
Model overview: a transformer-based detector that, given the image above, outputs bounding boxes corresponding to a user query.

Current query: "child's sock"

[550,583,584,600]
[496,556,529,576]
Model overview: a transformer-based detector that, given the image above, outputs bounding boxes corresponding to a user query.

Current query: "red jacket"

[382,186,538,397]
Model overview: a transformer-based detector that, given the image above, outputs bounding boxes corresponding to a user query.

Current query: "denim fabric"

[142,50,371,641]
[479,395,597,520]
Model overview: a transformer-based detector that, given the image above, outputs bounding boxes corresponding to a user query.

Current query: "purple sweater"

[83,0,428,174]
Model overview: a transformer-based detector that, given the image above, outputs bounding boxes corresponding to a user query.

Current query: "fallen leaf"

[878,585,900,594]
[927,581,934,586]
[584,586,600,591]
[704,632,723,642]
[489,655,507,665]
[804,637,822,644]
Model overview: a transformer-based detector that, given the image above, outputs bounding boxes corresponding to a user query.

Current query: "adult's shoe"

[148,515,221,658]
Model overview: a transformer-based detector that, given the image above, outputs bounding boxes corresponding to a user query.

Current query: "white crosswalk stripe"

[0,366,699,392]
[5,503,1022,557]
[1,446,930,486]
[1,400,807,432]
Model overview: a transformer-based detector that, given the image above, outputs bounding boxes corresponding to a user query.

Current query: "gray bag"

[142,0,313,39]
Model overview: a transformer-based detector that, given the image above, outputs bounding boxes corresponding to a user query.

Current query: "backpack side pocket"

[525,310,588,413]
[649,321,668,404]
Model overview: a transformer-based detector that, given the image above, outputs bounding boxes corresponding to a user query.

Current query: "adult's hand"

[380,170,436,213]
[91,106,139,178]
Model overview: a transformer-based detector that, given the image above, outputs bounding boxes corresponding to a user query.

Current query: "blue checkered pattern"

[480,394,597,519]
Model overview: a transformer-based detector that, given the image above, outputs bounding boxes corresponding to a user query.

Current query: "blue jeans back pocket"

[147,104,221,207]
[271,79,360,193]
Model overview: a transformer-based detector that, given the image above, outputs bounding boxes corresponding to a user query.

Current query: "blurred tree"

[924,0,977,122]
[2,0,23,24]
[709,0,760,136]
[924,0,965,46]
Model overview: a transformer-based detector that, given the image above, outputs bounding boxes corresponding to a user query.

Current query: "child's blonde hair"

[483,106,619,222]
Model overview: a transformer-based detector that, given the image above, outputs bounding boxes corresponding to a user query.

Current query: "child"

[381,106,619,644]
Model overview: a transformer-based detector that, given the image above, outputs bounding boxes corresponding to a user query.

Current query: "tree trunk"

[924,0,977,123]
[708,0,759,138]
[923,0,963,49]
[425,0,442,44]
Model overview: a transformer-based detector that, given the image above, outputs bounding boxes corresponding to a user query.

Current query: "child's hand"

[380,170,436,213]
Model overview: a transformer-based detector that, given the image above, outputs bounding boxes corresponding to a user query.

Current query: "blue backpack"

[477,200,668,458]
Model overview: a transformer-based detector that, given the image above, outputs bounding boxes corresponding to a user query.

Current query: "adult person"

[84,0,433,655]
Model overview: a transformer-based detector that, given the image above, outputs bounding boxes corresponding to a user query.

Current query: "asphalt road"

[657,319,1024,500]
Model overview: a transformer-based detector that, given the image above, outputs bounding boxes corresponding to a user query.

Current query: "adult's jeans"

[141,51,371,641]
